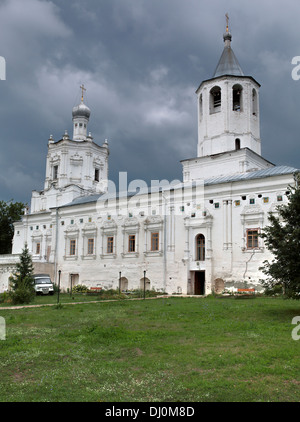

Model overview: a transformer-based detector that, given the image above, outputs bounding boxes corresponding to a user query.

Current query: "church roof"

[58,166,299,209]
[204,166,299,186]
[212,30,244,78]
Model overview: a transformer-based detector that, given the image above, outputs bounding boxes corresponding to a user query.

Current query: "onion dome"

[72,101,91,120]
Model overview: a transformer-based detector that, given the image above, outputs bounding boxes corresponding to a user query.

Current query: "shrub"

[263,283,284,297]
[0,291,11,304]
[72,284,89,293]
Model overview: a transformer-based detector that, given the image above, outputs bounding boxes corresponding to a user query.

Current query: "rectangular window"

[36,243,40,255]
[247,229,259,249]
[87,238,94,255]
[94,168,99,182]
[151,232,159,251]
[53,165,58,180]
[128,235,136,253]
[70,239,76,256]
[107,236,114,254]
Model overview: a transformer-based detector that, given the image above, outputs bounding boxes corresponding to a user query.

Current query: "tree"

[0,200,26,254]
[260,173,300,298]
[9,243,35,304]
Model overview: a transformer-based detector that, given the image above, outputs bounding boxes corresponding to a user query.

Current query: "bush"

[263,283,284,297]
[0,291,11,304]
[72,284,89,293]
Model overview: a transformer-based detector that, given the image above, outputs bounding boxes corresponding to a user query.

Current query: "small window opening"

[199,94,203,120]
[252,88,258,116]
[235,138,241,150]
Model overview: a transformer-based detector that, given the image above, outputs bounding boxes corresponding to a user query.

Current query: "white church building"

[2,24,299,295]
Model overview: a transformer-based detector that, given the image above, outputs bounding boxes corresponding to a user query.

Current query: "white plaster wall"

[9,172,295,296]
[0,255,20,292]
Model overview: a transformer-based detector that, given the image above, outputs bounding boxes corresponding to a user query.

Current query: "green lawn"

[0,296,300,402]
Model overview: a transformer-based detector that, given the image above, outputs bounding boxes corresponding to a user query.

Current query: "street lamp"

[143,270,146,300]
[57,270,61,305]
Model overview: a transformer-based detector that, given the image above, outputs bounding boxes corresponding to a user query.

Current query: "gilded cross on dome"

[225,13,229,32]
[80,84,86,102]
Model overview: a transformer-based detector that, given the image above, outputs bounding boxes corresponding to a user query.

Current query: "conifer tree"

[260,173,300,298]
[9,243,35,304]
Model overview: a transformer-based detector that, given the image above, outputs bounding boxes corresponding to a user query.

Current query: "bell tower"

[196,16,261,158]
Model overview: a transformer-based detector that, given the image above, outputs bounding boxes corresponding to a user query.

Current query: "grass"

[0,296,300,402]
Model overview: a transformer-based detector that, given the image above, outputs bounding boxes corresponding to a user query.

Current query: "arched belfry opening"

[210,86,221,114]
[232,84,243,111]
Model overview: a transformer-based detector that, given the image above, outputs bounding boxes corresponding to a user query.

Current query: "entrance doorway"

[194,271,205,295]
[70,274,79,293]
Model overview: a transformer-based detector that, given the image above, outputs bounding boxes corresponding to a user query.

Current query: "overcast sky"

[0,0,299,204]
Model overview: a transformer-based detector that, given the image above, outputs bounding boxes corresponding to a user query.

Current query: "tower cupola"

[72,84,91,141]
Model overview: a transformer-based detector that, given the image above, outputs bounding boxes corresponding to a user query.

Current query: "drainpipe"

[161,191,167,294]
[163,196,167,294]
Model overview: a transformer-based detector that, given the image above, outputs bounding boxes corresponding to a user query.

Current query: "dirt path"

[0,295,200,310]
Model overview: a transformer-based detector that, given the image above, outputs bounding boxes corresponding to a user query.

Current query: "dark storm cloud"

[0,0,299,204]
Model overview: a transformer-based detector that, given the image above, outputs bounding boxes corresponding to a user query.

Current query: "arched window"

[235,138,241,150]
[252,88,258,116]
[196,234,205,261]
[232,84,243,111]
[210,86,221,114]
